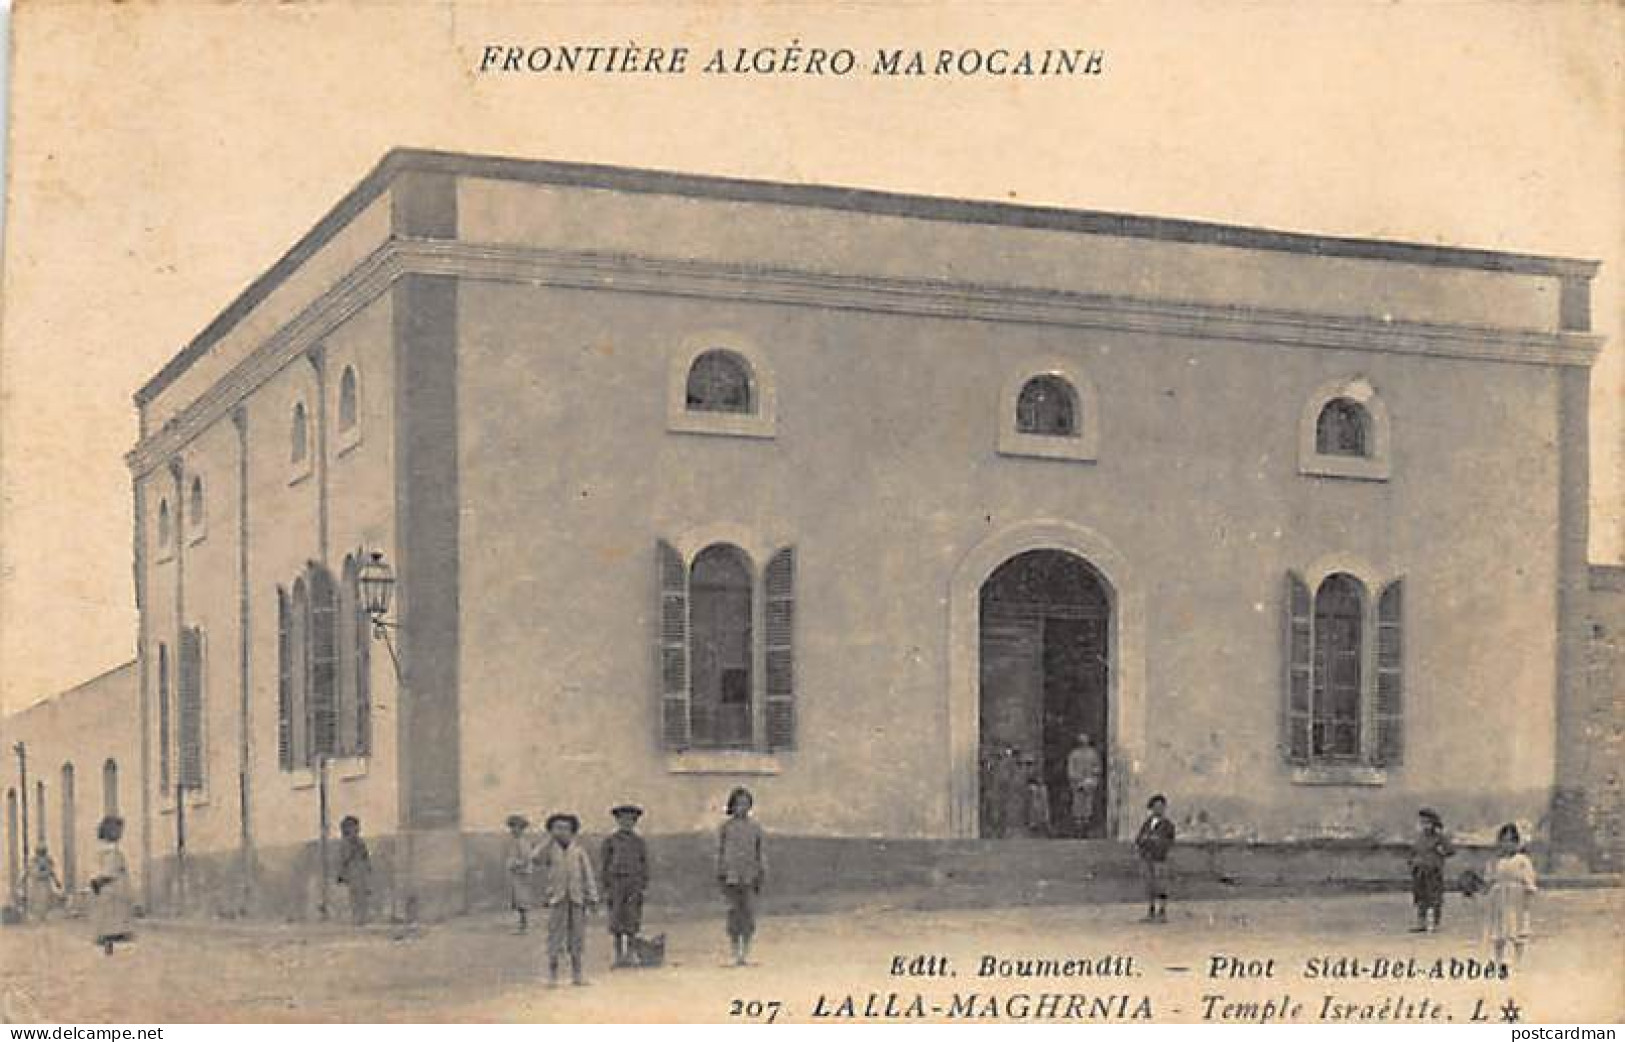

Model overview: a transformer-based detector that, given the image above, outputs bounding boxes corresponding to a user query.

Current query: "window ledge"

[997,431,1098,463]
[667,412,776,440]
[334,756,370,782]
[157,788,210,814]
[287,462,314,487]
[1300,455,1390,482]
[187,528,207,548]
[336,427,363,457]
[1291,764,1388,787]
[667,750,783,775]
[287,757,371,789]
[153,549,174,565]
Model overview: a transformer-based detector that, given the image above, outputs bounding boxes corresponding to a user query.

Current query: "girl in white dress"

[1483,822,1537,964]
[89,815,134,955]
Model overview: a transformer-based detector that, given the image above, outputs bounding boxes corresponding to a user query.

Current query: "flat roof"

[135,147,1603,406]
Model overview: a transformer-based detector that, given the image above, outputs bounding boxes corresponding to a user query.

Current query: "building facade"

[0,662,141,910]
[123,150,1605,918]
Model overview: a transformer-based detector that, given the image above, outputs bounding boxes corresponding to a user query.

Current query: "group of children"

[1408,808,1540,962]
[320,793,1538,979]
[1132,796,1540,961]
[497,785,767,986]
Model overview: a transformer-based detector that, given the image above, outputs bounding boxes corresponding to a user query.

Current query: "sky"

[0,1,1620,712]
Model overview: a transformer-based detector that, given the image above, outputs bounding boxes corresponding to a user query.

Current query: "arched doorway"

[978,550,1110,838]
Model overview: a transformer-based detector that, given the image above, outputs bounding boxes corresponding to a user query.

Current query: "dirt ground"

[2,888,1619,1023]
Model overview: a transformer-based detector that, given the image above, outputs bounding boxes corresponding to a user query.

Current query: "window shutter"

[354,569,372,758]
[658,541,690,749]
[764,547,796,751]
[157,643,172,789]
[1374,580,1404,766]
[336,558,359,758]
[177,627,204,791]
[1283,573,1312,765]
[277,588,293,770]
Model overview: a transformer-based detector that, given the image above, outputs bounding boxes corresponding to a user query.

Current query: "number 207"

[729,998,785,1023]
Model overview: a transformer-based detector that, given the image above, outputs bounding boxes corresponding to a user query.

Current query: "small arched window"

[157,498,172,551]
[338,366,359,433]
[685,350,754,414]
[102,759,119,817]
[1316,398,1370,458]
[188,476,205,534]
[1016,375,1079,437]
[290,401,309,465]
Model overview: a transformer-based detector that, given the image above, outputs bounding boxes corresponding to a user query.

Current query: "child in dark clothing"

[1134,794,1176,923]
[601,804,649,967]
[1407,808,1455,933]
[335,815,372,926]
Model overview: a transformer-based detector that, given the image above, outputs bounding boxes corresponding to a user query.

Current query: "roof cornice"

[133,148,1602,407]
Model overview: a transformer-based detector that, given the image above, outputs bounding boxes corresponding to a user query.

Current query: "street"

[2,888,1620,1023]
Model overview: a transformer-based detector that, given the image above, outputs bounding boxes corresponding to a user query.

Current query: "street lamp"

[358,550,401,679]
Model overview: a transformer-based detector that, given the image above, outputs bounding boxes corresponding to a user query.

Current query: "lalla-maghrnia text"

[810,992,1156,1021]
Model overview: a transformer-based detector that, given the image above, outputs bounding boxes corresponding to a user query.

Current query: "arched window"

[5,788,17,898]
[59,764,75,892]
[1316,398,1370,458]
[689,544,754,748]
[685,350,754,414]
[290,401,309,465]
[306,564,339,762]
[102,759,119,817]
[1311,574,1364,760]
[1015,375,1079,437]
[188,475,205,537]
[157,499,172,551]
[338,366,359,433]
[33,781,46,849]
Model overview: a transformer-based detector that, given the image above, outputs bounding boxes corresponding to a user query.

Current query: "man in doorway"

[1065,732,1103,837]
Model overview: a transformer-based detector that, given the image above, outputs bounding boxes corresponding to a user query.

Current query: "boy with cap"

[538,812,599,986]
[1134,794,1176,923]
[601,804,650,967]
[1407,808,1455,933]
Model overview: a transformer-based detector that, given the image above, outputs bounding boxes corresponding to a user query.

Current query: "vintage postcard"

[0,0,1620,1027]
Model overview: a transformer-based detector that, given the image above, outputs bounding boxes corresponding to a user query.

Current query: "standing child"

[601,804,649,967]
[1483,822,1538,964]
[505,815,538,934]
[1065,733,1103,837]
[539,812,599,986]
[335,815,372,926]
[1407,808,1456,933]
[717,787,767,967]
[1134,794,1176,923]
[88,816,133,955]
[1024,767,1051,838]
